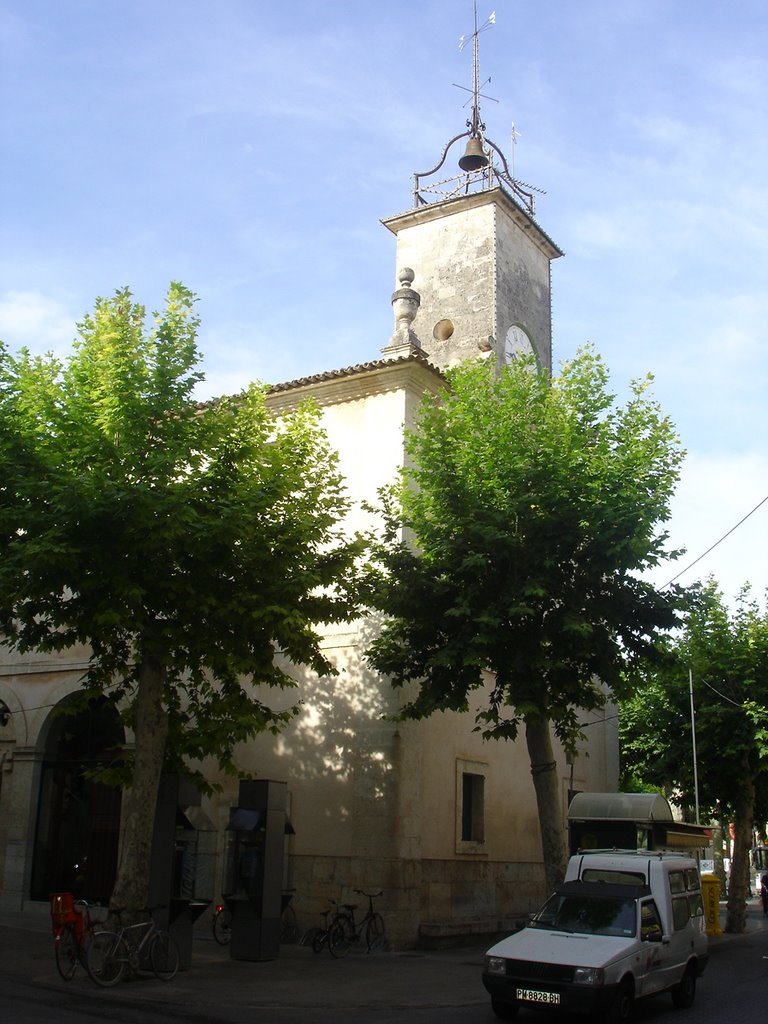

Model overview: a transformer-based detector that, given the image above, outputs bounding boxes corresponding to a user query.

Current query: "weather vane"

[410,3,544,216]
[456,4,497,160]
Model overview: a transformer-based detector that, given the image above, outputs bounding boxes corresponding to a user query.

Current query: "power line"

[700,677,743,708]
[662,492,768,589]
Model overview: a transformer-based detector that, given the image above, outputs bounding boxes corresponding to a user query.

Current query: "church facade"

[0,74,620,948]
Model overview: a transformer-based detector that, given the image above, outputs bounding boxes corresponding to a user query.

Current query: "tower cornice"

[382,186,563,262]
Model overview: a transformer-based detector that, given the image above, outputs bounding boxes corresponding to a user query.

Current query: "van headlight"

[573,967,605,986]
[486,956,507,975]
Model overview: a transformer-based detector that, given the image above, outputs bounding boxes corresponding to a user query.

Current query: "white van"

[482,850,709,1023]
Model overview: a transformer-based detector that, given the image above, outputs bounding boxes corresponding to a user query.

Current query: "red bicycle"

[50,892,103,980]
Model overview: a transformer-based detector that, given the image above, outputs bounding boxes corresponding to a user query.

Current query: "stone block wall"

[282,853,546,950]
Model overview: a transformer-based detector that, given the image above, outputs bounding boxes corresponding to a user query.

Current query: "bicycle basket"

[50,892,79,931]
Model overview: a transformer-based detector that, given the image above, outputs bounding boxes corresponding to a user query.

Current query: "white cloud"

[650,451,768,603]
[0,291,76,354]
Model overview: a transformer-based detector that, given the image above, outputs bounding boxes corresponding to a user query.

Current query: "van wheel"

[605,980,634,1023]
[491,997,519,1019]
[671,964,697,1009]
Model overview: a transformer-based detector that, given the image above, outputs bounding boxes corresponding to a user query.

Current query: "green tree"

[618,668,689,800]
[619,580,768,932]
[0,284,360,919]
[363,350,684,893]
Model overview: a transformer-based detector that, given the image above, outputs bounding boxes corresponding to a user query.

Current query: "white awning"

[568,792,674,823]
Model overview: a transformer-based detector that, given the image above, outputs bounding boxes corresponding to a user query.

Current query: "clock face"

[504,325,536,364]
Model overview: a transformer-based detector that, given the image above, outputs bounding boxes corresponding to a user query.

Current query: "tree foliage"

[363,349,684,890]
[619,668,690,800]
[0,283,360,914]
[619,579,768,931]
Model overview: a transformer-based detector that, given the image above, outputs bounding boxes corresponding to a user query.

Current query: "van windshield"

[531,892,637,938]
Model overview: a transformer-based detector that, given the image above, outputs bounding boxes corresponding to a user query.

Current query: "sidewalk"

[0,902,489,1013]
[708,897,768,942]
[2,897,768,1014]
[708,894,768,945]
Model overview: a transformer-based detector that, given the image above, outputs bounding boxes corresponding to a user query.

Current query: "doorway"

[30,699,124,901]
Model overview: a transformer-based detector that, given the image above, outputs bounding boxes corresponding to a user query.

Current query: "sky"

[1,0,766,605]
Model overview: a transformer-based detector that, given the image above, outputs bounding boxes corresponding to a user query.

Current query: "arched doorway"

[30,699,124,901]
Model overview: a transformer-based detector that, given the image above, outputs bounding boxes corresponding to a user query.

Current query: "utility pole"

[689,668,700,824]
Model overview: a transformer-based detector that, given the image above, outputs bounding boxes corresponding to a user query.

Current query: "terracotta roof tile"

[267,349,443,395]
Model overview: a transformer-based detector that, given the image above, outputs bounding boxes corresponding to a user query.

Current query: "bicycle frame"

[327,890,386,957]
[117,918,159,969]
[85,908,180,986]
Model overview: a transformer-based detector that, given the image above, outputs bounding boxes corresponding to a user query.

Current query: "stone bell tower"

[381,9,562,374]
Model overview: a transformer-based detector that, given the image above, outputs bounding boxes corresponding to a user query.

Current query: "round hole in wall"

[433,319,454,342]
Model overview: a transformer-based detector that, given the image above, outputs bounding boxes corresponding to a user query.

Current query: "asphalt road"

[3,905,768,1023]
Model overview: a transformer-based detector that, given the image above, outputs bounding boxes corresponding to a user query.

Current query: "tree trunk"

[525,717,568,896]
[110,642,169,923]
[725,774,755,934]
[711,821,727,894]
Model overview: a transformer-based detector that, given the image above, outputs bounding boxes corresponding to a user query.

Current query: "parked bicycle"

[85,906,180,986]
[50,892,104,981]
[328,890,386,958]
[211,900,232,945]
[310,904,337,954]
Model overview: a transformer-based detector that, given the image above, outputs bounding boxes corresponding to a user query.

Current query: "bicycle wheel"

[212,907,232,945]
[86,930,127,987]
[311,928,327,953]
[54,923,79,981]
[364,912,386,952]
[328,914,352,958]
[149,931,180,981]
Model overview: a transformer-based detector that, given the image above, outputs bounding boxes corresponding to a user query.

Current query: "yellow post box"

[700,874,722,936]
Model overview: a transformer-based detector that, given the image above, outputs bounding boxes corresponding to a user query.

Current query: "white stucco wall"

[0,354,619,944]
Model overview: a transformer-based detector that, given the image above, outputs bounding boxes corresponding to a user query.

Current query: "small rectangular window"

[689,893,704,917]
[684,868,701,892]
[672,895,691,931]
[455,759,487,852]
[461,773,485,842]
[668,871,686,895]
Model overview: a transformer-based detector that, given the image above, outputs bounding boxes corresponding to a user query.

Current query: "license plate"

[516,988,561,1005]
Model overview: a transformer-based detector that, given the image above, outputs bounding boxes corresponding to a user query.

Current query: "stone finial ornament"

[382,267,422,355]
